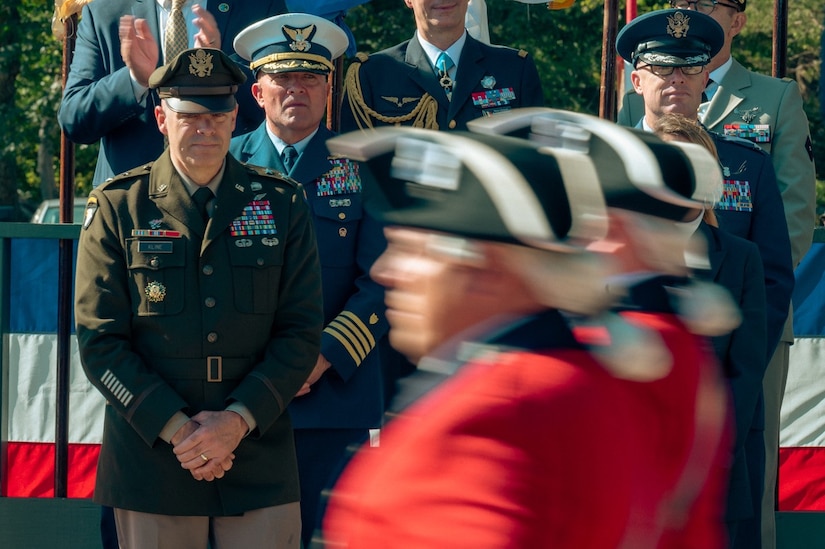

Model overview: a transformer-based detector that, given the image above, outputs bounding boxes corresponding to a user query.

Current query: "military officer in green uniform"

[74,47,323,549]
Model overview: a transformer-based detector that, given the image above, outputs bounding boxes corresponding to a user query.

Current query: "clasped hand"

[171,410,247,481]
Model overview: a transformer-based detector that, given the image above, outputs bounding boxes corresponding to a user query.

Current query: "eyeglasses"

[669,0,742,14]
[637,64,705,77]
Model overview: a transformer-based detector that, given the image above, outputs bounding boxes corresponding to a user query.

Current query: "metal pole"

[55,12,77,499]
[772,0,788,78]
[599,0,620,120]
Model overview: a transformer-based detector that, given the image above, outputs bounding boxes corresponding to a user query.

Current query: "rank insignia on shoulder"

[317,158,361,196]
[82,197,98,230]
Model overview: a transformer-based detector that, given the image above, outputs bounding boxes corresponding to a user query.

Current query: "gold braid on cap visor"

[251,53,334,73]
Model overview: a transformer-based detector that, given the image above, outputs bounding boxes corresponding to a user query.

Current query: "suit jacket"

[75,152,323,515]
[618,58,816,268]
[58,0,286,186]
[694,222,768,522]
[340,33,544,132]
[231,124,389,429]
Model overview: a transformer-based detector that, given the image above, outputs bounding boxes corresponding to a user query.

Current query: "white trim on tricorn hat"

[467,107,710,219]
[326,127,608,252]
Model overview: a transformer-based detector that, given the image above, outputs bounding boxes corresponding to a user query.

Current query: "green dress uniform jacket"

[74,152,323,516]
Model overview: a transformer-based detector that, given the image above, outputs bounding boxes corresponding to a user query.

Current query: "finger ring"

[200,453,209,462]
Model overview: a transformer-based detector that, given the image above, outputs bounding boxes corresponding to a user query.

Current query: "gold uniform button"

[338,212,346,220]
[339,227,348,237]
[205,297,216,308]
[207,332,218,343]
[256,257,265,266]
[150,257,159,268]
[203,265,214,275]
[448,120,457,129]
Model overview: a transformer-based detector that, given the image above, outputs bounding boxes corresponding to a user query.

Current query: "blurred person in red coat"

[319,127,644,548]
[320,121,734,548]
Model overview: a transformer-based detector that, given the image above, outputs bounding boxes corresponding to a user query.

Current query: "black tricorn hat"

[326,127,608,252]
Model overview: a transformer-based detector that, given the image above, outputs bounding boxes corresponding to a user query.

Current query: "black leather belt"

[153,357,253,382]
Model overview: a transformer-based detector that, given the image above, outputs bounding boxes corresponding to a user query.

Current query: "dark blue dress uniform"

[230,123,389,543]
[710,133,794,359]
[340,33,544,132]
[74,151,324,515]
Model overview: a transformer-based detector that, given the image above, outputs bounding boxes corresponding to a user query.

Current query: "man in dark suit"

[339,0,543,132]
[615,10,794,546]
[230,14,390,547]
[58,0,287,187]
[75,47,322,548]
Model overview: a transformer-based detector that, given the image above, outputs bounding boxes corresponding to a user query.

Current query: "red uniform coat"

[323,312,639,548]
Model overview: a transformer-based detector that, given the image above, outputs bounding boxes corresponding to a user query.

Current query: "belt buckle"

[207,356,222,382]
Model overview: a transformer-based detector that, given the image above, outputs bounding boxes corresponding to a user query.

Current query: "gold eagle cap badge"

[667,12,691,39]
[188,49,214,77]
[283,24,316,52]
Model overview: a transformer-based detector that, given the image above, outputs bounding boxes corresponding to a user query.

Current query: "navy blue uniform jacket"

[231,124,389,429]
[340,33,544,132]
[711,133,794,360]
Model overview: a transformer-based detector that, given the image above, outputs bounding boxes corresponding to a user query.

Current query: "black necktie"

[282,145,298,173]
[192,187,213,224]
[702,78,714,103]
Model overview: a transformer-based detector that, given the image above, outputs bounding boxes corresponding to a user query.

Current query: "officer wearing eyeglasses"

[670,0,743,15]
[618,9,796,549]
[620,4,816,548]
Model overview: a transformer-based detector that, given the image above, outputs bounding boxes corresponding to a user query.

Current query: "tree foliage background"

[2,0,824,221]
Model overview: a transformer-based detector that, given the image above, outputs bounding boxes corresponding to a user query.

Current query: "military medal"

[145,281,167,303]
[481,75,496,89]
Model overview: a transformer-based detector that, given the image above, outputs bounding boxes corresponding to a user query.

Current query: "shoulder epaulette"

[355,51,369,63]
[518,49,528,58]
[99,163,153,189]
[242,162,301,188]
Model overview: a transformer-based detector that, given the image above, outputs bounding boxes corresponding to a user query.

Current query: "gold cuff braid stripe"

[343,61,439,130]
[324,311,376,365]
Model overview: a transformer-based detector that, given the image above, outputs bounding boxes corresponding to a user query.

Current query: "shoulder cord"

[344,61,440,130]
